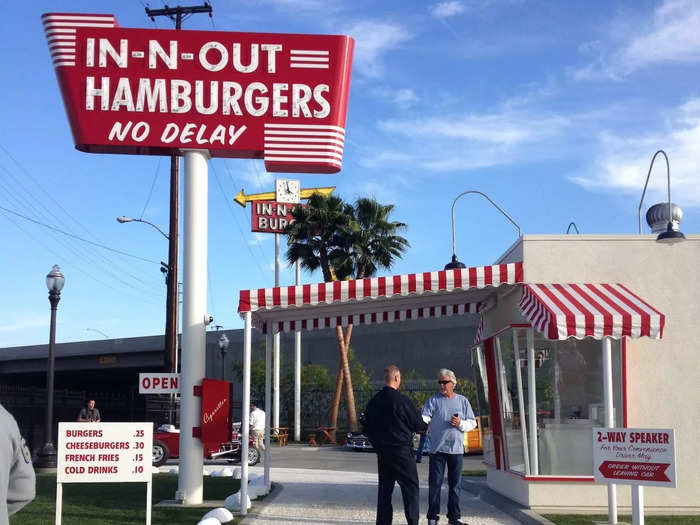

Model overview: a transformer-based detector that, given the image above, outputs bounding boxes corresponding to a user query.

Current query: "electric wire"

[139,157,162,220]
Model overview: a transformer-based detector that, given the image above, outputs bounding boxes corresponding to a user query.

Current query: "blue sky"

[1,0,699,347]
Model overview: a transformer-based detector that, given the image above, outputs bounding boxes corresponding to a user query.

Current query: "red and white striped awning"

[519,283,665,340]
[238,262,524,334]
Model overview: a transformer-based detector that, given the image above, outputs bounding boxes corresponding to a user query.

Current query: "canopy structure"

[238,261,524,333]
[519,283,665,341]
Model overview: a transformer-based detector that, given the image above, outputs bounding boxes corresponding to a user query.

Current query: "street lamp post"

[35,264,65,469]
[218,332,229,380]
[445,190,522,270]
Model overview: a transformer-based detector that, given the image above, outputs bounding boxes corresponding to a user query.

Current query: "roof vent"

[646,202,683,234]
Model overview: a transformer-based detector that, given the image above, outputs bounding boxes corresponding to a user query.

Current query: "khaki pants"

[252,429,265,450]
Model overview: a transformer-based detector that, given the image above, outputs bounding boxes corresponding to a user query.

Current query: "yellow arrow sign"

[234,186,335,208]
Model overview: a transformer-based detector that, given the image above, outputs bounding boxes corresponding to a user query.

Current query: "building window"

[487,328,623,476]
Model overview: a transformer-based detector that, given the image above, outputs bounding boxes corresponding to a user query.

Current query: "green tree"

[285,194,409,431]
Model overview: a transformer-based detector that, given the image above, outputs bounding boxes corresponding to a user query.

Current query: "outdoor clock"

[276,179,301,203]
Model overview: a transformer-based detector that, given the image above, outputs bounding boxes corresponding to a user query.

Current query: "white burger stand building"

[236,228,699,515]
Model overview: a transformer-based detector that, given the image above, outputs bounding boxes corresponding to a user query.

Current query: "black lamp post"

[218,332,229,380]
[445,190,521,270]
[637,150,686,244]
[35,264,65,469]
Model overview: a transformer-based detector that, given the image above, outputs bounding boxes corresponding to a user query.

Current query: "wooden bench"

[318,426,337,445]
[270,427,289,447]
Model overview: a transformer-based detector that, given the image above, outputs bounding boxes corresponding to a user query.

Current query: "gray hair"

[438,368,457,385]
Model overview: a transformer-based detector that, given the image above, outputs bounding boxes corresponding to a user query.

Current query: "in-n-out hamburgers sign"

[42,13,354,173]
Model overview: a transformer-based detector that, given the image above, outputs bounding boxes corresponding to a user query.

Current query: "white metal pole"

[146,480,152,525]
[526,328,539,475]
[513,330,531,475]
[265,331,272,492]
[178,149,208,505]
[632,485,644,525]
[295,260,301,442]
[274,233,280,430]
[603,337,617,524]
[241,311,252,514]
[55,483,62,525]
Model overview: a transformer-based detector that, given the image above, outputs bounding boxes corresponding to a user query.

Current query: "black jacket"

[363,386,427,450]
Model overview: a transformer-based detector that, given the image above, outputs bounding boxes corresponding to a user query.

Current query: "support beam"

[295,260,301,442]
[603,337,617,524]
[526,328,538,475]
[240,312,252,514]
[177,149,208,505]
[513,330,530,475]
[265,332,272,492]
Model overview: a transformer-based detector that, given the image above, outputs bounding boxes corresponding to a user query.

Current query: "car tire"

[247,446,260,466]
[152,439,169,467]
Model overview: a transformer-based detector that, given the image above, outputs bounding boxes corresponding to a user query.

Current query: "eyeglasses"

[438,380,451,385]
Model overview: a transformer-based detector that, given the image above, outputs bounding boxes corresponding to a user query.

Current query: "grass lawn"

[545,515,700,524]
[461,469,487,476]
[10,473,242,525]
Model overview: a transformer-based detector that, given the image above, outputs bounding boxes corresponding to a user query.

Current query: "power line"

[0,205,160,264]
[140,157,162,220]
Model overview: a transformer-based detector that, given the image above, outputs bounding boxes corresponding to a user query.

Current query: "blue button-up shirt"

[422,393,475,455]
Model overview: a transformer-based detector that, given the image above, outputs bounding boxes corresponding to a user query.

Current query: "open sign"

[139,373,180,394]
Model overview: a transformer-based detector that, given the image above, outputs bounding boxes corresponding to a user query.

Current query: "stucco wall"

[486,234,700,510]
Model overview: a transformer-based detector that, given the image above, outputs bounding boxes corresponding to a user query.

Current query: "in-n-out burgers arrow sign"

[42,13,354,173]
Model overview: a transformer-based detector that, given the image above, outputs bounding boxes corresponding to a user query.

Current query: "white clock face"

[276,179,300,203]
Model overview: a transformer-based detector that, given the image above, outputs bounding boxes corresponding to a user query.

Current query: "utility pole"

[145,2,213,379]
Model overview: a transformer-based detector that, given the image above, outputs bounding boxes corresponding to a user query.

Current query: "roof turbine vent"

[646,202,683,234]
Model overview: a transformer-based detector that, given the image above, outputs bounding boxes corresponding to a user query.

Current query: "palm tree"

[285,195,409,432]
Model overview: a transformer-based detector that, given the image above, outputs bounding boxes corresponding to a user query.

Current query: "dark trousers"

[427,452,463,521]
[416,433,427,461]
[376,446,419,525]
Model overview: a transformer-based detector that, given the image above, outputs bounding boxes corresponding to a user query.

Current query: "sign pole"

[602,337,617,524]
[55,482,62,525]
[632,485,644,525]
[274,233,280,430]
[265,332,272,492]
[294,260,301,442]
[241,312,252,514]
[177,149,209,505]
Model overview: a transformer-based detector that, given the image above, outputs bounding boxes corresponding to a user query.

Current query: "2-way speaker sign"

[42,13,354,173]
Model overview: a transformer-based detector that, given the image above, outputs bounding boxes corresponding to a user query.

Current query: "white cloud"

[248,232,272,246]
[570,98,700,208]
[430,1,466,18]
[573,0,700,80]
[368,86,419,108]
[342,21,411,77]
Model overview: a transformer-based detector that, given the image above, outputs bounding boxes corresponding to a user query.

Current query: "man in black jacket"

[364,365,427,525]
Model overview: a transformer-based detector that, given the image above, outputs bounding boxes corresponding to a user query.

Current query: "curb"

[461,477,556,525]
[238,482,282,524]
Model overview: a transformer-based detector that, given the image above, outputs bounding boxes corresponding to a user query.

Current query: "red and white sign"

[252,200,302,233]
[139,372,180,394]
[57,422,152,483]
[42,13,354,173]
[200,378,232,445]
[593,427,676,487]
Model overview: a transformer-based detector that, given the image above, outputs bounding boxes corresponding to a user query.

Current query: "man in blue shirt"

[422,368,476,525]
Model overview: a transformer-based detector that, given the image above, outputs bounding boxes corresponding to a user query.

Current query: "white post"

[553,350,561,420]
[603,337,617,524]
[178,149,208,505]
[241,312,252,514]
[146,480,152,525]
[265,331,272,492]
[526,328,539,475]
[295,260,301,442]
[55,483,62,525]
[632,486,644,525]
[273,233,280,430]
[513,330,531,475]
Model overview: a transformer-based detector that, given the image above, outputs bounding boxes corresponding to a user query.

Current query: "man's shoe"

[448,520,467,525]
[427,520,438,525]
[416,458,422,463]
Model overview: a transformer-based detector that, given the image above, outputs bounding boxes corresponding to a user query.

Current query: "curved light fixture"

[116,215,169,240]
[637,150,685,243]
[566,222,580,234]
[446,190,521,270]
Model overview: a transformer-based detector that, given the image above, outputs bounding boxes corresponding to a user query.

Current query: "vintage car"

[152,424,260,467]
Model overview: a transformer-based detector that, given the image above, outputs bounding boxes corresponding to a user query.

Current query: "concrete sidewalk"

[240,467,522,524]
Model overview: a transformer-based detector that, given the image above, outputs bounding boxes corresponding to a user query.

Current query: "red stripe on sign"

[287,286,296,306]
[318,283,326,304]
[573,284,614,336]
[302,284,311,305]
[418,309,424,318]
[527,285,560,339]
[257,288,267,309]
[348,279,356,300]
[618,283,665,337]
[378,277,386,297]
[332,280,341,301]
[585,284,626,336]
[600,284,635,335]
[438,270,447,290]
[483,265,493,286]
[559,284,594,336]
[289,320,296,331]
[393,275,402,296]
[301,320,308,330]
[239,290,250,312]
[272,286,281,307]
[468,266,477,287]
[423,272,432,291]
[406,309,413,319]
[539,284,575,338]
[607,284,651,336]
[408,273,417,293]
[382,312,389,322]
[453,268,462,288]
[371,312,377,323]
[499,264,508,283]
